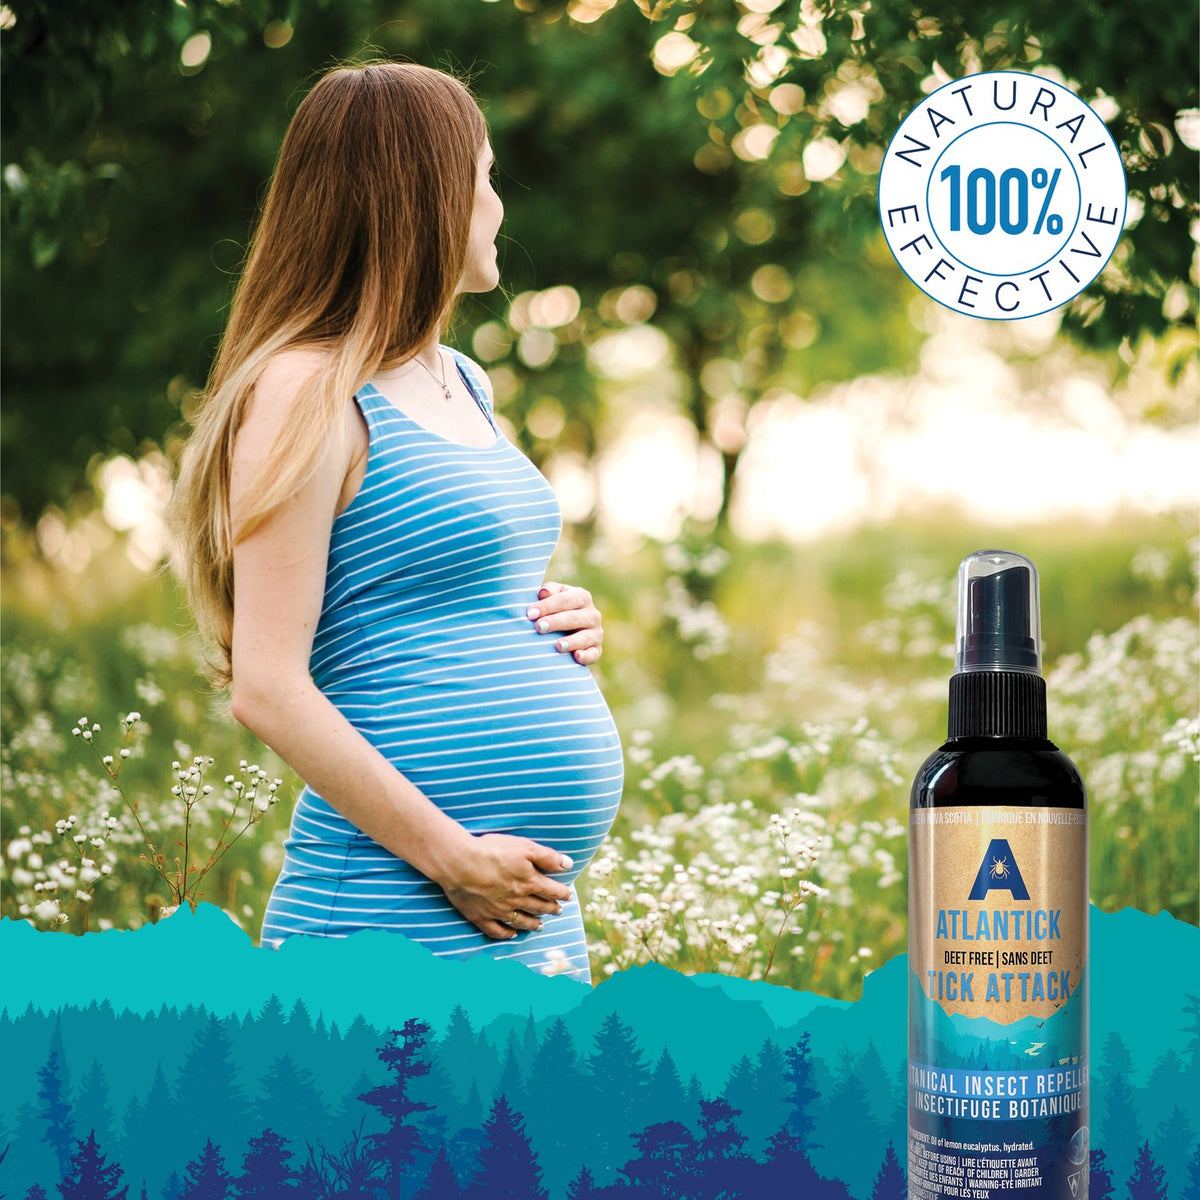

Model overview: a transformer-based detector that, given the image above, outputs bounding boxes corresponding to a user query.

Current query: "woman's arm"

[229,354,573,940]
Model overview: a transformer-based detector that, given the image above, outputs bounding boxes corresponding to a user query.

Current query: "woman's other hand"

[527,581,604,665]
[438,834,574,941]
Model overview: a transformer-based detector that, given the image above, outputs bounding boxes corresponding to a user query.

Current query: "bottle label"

[908,806,1088,1199]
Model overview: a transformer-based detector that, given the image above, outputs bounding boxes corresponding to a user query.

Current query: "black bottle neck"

[948,670,1047,740]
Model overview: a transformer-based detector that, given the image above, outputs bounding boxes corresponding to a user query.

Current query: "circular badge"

[878,71,1127,320]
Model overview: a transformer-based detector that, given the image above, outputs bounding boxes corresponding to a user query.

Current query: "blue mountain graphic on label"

[967,839,1030,901]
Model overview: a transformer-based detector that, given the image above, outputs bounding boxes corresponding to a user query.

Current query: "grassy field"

[2,510,1196,1000]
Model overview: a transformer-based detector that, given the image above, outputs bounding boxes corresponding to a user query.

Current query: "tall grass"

[2,514,1196,999]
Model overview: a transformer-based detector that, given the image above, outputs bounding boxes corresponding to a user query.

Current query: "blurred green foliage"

[2,0,1196,519]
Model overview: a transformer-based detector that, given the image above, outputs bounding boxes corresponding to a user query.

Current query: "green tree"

[3,0,1194,522]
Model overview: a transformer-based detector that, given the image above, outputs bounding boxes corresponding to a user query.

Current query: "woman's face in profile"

[460,139,504,295]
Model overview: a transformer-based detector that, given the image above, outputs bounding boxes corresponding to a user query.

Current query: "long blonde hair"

[168,62,487,687]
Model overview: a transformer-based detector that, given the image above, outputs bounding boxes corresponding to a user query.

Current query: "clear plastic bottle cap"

[954,549,1041,675]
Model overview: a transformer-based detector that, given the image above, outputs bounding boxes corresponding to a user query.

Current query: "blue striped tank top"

[260,346,624,983]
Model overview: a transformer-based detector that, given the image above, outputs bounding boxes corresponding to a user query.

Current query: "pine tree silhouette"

[75,1061,116,1152]
[584,1012,651,1172]
[359,1019,434,1200]
[1089,1148,1115,1200]
[646,1048,687,1125]
[1143,1050,1188,1141]
[565,1165,596,1200]
[436,1006,479,1104]
[1181,1141,1200,1200]
[459,1080,484,1130]
[684,1074,704,1118]
[236,1129,296,1197]
[816,1047,882,1198]
[617,1119,699,1197]
[332,1070,375,1148]
[471,1030,502,1106]
[869,1143,906,1200]
[697,1097,752,1200]
[756,1128,849,1199]
[1099,1033,1142,1185]
[1125,1141,1168,1200]
[176,1015,249,1171]
[9,1101,58,1190]
[524,1019,586,1199]
[37,1026,75,1180]
[494,1032,528,1112]
[286,1000,314,1041]
[1153,1104,1195,1198]
[720,1056,757,1157]
[23,1185,50,1200]
[251,1056,325,1148]
[859,1043,901,1148]
[746,1040,790,1160]
[782,1033,819,1152]
[521,1012,539,1065]
[445,1128,486,1192]
[182,1138,231,1200]
[137,1063,184,1196]
[57,1131,128,1200]
[161,1169,184,1200]
[414,1145,462,1200]
[255,996,287,1039]
[468,1095,548,1200]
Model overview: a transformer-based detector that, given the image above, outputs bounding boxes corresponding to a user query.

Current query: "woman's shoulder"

[254,347,329,406]
[441,344,495,408]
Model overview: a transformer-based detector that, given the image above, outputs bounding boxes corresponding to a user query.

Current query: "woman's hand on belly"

[527,581,604,665]
[438,834,574,940]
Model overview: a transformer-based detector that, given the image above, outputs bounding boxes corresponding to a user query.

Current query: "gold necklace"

[412,349,452,400]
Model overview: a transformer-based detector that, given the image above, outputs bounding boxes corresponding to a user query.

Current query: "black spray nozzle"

[954,550,1042,675]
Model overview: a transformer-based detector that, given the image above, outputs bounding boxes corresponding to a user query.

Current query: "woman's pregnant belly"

[287,608,624,874]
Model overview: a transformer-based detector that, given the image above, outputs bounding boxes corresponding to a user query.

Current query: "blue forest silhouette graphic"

[1,905,1197,1199]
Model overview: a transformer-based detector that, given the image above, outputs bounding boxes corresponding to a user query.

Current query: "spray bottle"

[908,550,1089,1199]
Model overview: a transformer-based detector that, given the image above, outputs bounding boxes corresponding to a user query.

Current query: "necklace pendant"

[443,385,452,400]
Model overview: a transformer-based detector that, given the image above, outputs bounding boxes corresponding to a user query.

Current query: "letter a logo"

[968,838,1030,900]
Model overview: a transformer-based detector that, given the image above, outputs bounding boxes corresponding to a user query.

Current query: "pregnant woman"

[168,62,623,983]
